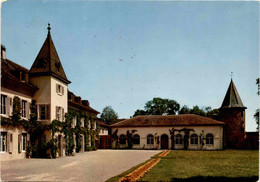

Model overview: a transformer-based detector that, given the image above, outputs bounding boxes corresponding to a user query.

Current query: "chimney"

[82,100,90,107]
[25,73,29,83]
[1,45,6,59]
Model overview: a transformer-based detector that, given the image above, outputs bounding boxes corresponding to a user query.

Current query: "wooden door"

[161,134,169,149]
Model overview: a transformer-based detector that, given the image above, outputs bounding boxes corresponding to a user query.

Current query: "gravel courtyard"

[1,150,161,182]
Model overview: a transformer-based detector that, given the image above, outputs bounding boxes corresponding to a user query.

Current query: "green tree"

[189,105,206,116]
[179,105,191,114]
[133,97,180,116]
[100,106,118,125]
[133,109,147,117]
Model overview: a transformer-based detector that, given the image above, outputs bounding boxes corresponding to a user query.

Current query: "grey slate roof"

[220,79,246,109]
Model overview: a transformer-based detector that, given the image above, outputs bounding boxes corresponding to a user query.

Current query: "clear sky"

[2,1,259,131]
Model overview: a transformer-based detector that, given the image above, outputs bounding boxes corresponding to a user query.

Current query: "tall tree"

[179,105,191,114]
[100,106,118,125]
[134,97,180,116]
[133,109,147,117]
[189,105,206,116]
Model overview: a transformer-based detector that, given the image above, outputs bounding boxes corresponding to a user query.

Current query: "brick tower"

[219,79,247,149]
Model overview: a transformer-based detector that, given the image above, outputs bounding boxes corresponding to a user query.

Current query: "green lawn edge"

[106,151,164,182]
[141,150,259,182]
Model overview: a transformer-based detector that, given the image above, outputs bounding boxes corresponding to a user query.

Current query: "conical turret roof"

[220,79,246,109]
[29,24,70,84]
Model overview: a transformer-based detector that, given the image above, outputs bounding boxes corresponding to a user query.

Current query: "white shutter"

[56,106,59,120]
[26,102,30,119]
[6,96,10,116]
[9,133,13,153]
[62,108,64,122]
[18,134,22,153]
[56,84,58,93]
[7,133,10,153]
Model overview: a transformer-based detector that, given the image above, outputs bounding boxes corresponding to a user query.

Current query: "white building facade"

[111,114,224,150]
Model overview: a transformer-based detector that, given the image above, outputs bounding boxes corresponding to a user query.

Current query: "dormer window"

[56,84,64,96]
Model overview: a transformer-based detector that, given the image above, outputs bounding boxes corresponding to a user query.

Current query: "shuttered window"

[56,106,65,121]
[56,84,64,95]
[38,105,50,120]
[21,100,27,118]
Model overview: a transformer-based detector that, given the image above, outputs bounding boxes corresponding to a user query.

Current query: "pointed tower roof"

[220,79,246,109]
[29,24,71,84]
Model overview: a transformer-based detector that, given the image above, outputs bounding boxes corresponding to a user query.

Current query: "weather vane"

[230,72,233,79]
[47,23,51,34]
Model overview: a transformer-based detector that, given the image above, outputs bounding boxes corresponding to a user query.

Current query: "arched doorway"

[161,134,169,149]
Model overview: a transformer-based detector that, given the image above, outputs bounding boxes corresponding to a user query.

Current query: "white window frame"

[190,134,198,145]
[206,134,214,145]
[175,134,183,145]
[38,104,49,121]
[56,84,64,96]
[147,134,154,145]
[21,100,27,118]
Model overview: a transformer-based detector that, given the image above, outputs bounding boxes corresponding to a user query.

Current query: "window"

[133,134,140,145]
[1,95,7,115]
[56,84,64,95]
[190,134,198,145]
[0,132,7,152]
[119,134,126,145]
[38,105,50,120]
[21,100,27,118]
[176,134,183,145]
[147,134,154,145]
[206,134,214,145]
[56,106,61,121]
[22,133,27,151]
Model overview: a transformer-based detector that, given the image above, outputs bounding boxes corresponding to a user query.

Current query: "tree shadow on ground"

[166,176,259,182]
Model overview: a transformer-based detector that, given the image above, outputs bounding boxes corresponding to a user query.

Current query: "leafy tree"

[133,97,180,116]
[179,105,191,114]
[206,109,219,120]
[133,109,147,117]
[100,106,118,125]
[189,105,206,116]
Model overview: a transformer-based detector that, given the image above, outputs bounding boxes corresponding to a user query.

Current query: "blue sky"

[2,1,259,131]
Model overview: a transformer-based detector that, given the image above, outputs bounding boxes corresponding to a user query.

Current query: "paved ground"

[1,150,161,182]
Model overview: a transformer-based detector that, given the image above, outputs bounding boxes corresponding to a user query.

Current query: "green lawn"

[141,150,259,182]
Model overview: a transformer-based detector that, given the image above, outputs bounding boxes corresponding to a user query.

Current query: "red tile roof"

[97,118,110,128]
[110,114,224,127]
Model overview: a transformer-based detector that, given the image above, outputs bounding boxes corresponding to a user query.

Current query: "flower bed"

[119,158,161,182]
[159,150,170,157]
